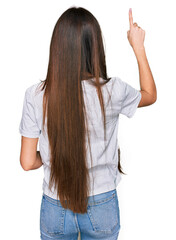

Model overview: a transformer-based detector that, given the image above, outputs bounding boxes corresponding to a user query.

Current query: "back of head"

[48,6,108,81]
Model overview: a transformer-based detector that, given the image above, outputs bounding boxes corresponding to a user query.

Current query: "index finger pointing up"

[129,8,133,29]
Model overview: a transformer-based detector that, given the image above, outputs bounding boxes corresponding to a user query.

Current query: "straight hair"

[37,6,125,214]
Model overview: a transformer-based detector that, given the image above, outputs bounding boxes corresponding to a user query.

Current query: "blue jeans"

[40,189,121,239]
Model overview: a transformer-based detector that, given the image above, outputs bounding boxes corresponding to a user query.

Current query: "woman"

[19,6,157,240]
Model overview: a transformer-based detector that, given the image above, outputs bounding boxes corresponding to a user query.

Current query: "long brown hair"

[38,6,125,214]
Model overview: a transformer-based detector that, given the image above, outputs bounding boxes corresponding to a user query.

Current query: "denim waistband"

[42,188,117,207]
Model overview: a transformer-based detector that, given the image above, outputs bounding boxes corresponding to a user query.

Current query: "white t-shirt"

[19,76,141,199]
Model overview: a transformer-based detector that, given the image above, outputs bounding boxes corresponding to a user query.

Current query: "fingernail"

[129,8,132,13]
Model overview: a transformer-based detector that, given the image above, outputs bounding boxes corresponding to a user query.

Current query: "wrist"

[134,46,146,61]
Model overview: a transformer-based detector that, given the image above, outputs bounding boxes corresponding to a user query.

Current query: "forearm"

[135,47,157,101]
[30,151,43,170]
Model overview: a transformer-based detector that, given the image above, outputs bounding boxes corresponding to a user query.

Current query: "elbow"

[149,97,157,106]
[21,163,31,171]
[153,88,157,103]
[20,159,31,171]
[150,90,157,104]
[151,96,157,104]
[152,93,157,104]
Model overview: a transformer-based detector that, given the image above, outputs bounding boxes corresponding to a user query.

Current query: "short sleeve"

[19,87,41,138]
[120,79,141,118]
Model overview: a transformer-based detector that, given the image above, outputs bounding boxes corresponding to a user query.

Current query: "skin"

[20,8,157,171]
[20,137,43,171]
[127,8,157,106]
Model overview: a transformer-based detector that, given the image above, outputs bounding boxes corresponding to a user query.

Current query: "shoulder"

[111,76,127,96]
[112,76,137,96]
[24,82,44,110]
[25,82,43,95]
[112,76,126,87]
[25,82,44,100]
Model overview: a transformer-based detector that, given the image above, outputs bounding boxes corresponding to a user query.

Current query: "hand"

[127,8,145,56]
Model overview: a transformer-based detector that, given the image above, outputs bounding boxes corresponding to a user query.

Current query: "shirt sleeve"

[19,86,41,138]
[120,79,141,118]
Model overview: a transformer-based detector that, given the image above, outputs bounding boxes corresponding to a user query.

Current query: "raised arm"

[127,8,157,107]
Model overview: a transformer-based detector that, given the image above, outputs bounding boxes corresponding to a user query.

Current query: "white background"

[0,0,176,239]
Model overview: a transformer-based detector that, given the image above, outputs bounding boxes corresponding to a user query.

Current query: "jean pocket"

[40,195,66,237]
[87,192,119,233]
